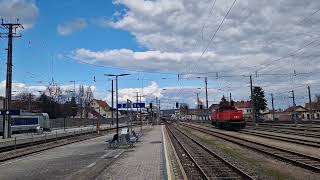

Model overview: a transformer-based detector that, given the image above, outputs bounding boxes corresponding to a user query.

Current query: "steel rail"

[181,123,320,173]
[167,124,254,179]
[239,130,320,148]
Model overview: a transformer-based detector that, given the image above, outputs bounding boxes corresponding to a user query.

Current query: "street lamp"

[105,73,130,141]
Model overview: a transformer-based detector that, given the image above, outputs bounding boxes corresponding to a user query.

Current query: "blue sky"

[1,0,320,109]
[0,0,206,107]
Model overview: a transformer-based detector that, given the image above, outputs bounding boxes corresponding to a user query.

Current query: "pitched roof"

[94,99,110,109]
[305,102,320,110]
[284,105,307,112]
[234,101,252,108]
[209,104,219,111]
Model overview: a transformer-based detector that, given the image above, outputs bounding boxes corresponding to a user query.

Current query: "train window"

[12,118,38,125]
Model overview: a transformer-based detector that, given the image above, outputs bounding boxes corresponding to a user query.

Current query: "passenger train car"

[211,101,246,130]
[0,112,50,134]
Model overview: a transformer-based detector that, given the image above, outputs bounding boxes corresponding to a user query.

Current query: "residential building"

[304,102,320,120]
[233,101,252,115]
[91,99,112,118]
[284,105,308,120]
[261,111,291,121]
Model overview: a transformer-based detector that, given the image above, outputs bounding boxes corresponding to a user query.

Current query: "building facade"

[91,99,112,118]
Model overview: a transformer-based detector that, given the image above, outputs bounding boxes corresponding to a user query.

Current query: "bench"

[106,134,119,148]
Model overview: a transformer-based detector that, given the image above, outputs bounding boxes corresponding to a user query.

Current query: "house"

[261,111,291,121]
[209,104,219,112]
[91,99,112,118]
[284,105,308,120]
[233,101,252,115]
[304,102,320,120]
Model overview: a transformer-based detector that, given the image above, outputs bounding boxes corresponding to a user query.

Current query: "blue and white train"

[0,112,50,134]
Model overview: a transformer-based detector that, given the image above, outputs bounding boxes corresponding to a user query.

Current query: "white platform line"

[87,162,96,168]
[100,151,114,159]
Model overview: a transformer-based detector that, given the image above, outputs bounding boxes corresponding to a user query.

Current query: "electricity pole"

[139,95,142,131]
[308,85,312,120]
[111,80,114,128]
[196,93,199,109]
[156,97,158,124]
[250,75,256,124]
[1,19,23,139]
[136,92,139,123]
[289,90,297,126]
[271,93,275,121]
[205,77,209,121]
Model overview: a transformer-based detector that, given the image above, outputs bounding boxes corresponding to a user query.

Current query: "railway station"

[1,0,320,179]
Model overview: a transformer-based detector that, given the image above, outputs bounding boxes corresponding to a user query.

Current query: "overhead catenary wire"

[199,0,237,58]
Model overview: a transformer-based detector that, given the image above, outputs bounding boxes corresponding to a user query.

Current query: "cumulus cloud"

[57,18,87,36]
[71,0,320,108]
[0,80,46,96]
[0,80,96,100]
[104,81,162,103]
[0,0,38,29]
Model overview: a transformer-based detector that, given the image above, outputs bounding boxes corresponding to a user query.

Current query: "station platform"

[0,124,181,180]
[96,125,167,180]
[96,124,186,180]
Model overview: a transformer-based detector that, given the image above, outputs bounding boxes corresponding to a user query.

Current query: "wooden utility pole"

[205,77,208,109]
[290,90,297,126]
[1,19,23,139]
[271,93,275,121]
[205,77,209,121]
[308,85,312,119]
[250,75,256,124]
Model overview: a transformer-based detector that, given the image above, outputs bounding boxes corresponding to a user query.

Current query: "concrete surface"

[96,125,166,180]
[0,128,130,180]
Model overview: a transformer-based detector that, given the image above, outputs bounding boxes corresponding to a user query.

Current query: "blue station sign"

[0,109,21,115]
[117,103,145,109]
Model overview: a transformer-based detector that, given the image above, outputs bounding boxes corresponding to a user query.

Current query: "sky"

[1,0,320,110]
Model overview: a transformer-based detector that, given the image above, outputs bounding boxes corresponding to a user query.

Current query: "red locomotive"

[211,97,246,130]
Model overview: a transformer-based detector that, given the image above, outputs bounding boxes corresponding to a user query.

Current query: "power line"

[201,0,217,46]
[200,0,237,58]
[62,54,176,75]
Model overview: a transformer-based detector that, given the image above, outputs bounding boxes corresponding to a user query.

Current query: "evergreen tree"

[219,95,228,105]
[70,96,78,117]
[252,86,267,116]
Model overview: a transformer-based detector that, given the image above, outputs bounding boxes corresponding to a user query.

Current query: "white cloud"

[0,0,38,29]
[0,80,46,96]
[70,0,320,108]
[57,18,87,36]
[0,81,97,100]
[103,81,162,104]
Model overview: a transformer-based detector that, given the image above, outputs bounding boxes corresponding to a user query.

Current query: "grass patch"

[187,129,297,180]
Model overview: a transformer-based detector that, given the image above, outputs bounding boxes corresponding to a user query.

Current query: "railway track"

[166,124,253,180]
[180,123,320,173]
[247,127,320,139]
[238,130,320,148]
[246,123,320,133]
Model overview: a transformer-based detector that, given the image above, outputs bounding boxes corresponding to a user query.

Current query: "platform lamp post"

[105,73,130,141]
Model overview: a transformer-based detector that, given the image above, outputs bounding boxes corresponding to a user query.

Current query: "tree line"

[11,84,95,119]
